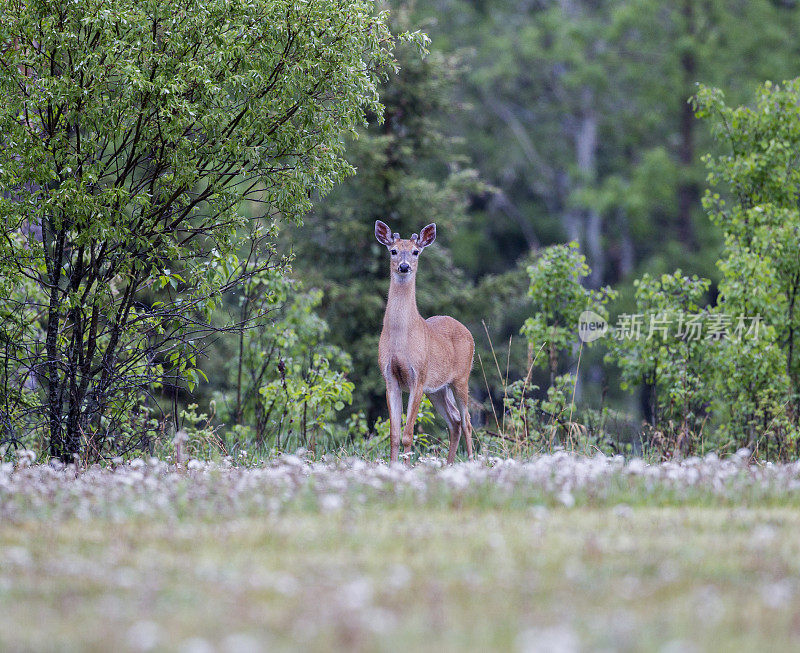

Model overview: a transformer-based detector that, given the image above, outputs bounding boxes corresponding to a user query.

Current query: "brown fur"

[375,221,474,463]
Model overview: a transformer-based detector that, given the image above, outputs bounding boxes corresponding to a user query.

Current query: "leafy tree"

[494,242,614,451]
[0,0,414,461]
[695,79,800,457]
[522,242,615,386]
[605,271,711,456]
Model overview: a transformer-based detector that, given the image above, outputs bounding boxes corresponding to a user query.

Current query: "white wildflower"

[319,493,343,512]
[387,564,411,591]
[751,524,777,546]
[221,633,262,653]
[558,490,575,508]
[340,578,373,610]
[126,621,162,652]
[4,546,32,568]
[660,639,698,653]
[529,505,549,520]
[178,637,215,653]
[16,449,36,468]
[516,625,579,653]
[761,579,793,609]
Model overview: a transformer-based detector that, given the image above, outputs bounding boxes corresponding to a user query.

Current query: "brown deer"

[375,220,474,464]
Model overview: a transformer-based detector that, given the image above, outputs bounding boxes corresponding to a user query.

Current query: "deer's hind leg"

[453,380,473,461]
[427,387,462,463]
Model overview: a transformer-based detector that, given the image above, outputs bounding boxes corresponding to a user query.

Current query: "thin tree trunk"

[44,219,71,461]
[235,295,247,425]
[575,87,603,289]
[677,0,698,248]
[618,211,635,279]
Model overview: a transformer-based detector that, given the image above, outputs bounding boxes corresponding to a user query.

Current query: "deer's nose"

[398,262,411,273]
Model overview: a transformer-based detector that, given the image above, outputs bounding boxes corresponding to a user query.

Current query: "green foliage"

[255,352,353,453]
[213,268,354,454]
[694,79,800,457]
[0,0,408,460]
[606,271,712,456]
[422,0,800,281]
[502,373,574,447]
[5,0,800,464]
[598,79,800,459]
[498,373,636,458]
[0,266,44,448]
[177,403,224,462]
[492,243,617,457]
[522,242,615,382]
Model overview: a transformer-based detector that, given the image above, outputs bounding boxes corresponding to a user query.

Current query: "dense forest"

[3,0,800,463]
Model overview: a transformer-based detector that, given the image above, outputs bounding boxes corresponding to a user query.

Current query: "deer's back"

[425,315,473,347]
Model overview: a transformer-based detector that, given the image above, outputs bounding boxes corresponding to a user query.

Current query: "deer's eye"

[390,249,397,255]
[412,250,419,256]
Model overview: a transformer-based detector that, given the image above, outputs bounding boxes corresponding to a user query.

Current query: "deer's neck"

[384,277,423,336]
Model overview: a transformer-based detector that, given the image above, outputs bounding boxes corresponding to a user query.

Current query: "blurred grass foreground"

[3,453,800,651]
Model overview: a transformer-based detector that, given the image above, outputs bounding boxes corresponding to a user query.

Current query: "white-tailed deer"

[375,220,474,464]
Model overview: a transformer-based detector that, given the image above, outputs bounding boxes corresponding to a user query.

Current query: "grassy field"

[3,454,800,652]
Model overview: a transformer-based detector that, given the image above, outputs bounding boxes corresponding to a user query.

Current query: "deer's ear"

[375,220,394,247]
[417,223,436,249]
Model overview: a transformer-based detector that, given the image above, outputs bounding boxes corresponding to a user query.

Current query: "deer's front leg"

[402,382,424,461]
[385,376,403,463]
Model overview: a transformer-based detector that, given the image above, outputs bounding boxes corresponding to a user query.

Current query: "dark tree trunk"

[43,222,77,462]
[640,376,656,427]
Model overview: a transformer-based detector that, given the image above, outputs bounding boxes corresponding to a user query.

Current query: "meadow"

[3,453,800,652]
